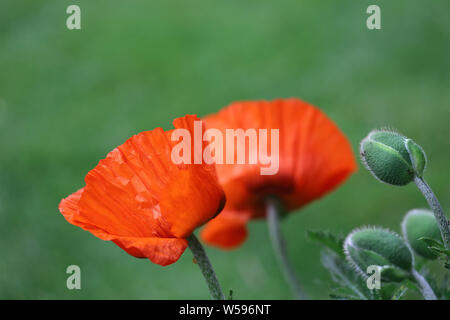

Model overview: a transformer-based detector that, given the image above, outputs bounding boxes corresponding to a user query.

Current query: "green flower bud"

[401,209,443,260]
[344,227,413,282]
[360,129,427,186]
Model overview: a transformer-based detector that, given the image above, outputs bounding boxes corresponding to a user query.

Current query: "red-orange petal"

[200,98,357,247]
[200,210,250,249]
[59,188,84,222]
[113,237,188,266]
[59,188,114,240]
[59,115,225,265]
[203,98,357,214]
[59,189,188,265]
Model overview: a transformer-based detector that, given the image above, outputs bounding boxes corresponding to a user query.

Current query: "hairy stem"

[411,269,437,300]
[414,176,450,250]
[266,197,307,300]
[187,234,225,300]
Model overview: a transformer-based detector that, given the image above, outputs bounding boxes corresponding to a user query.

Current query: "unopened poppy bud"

[402,209,442,260]
[344,227,413,282]
[360,129,427,186]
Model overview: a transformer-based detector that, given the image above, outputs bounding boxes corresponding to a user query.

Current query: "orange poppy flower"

[59,115,225,266]
[200,98,357,249]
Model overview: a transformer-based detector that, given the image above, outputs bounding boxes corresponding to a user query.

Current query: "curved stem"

[414,176,450,250]
[187,234,225,300]
[266,197,307,300]
[411,269,437,300]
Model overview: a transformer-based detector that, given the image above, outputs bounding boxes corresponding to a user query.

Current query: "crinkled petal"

[74,115,224,239]
[59,188,114,240]
[59,189,188,266]
[58,115,225,264]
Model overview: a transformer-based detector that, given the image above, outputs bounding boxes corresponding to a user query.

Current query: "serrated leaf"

[418,237,445,250]
[418,237,450,268]
[307,230,345,256]
[428,246,450,256]
[321,249,371,300]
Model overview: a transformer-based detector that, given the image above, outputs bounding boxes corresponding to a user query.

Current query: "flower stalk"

[411,269,437,300]
[414,176,450,250]
[266,197,307,300]
[187,234,225,300]
[360,129,450,251]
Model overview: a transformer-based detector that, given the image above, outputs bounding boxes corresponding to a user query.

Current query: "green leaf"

[321,249,372,300]
[428,246,450,257]
[307,230,345,257]
[418,237,445,250]
[329,287,364,300]
[419,237,450,268]
[391,285,408,300]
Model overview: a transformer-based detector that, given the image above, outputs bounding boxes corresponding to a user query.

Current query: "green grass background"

[1,0,449,299]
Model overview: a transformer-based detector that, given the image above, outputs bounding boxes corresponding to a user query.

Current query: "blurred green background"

[1,0,449,299]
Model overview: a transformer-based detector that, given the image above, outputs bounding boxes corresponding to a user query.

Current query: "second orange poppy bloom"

[200,98,357,248]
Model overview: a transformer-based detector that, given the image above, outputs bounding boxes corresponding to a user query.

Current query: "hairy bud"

[402,209,443,260]
[360,129,426,186]
[344,227,412,282]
